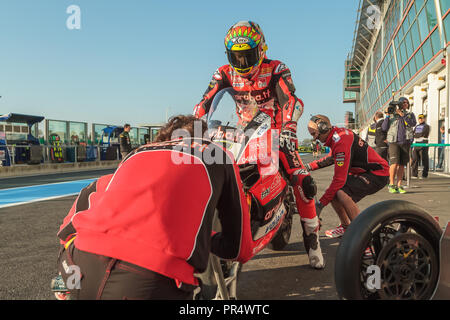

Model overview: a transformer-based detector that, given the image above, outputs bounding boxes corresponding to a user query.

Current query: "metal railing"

[406,143,449,187]
[411,143,450,171]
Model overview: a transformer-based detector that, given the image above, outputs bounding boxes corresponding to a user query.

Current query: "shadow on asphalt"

[238,237,342,300]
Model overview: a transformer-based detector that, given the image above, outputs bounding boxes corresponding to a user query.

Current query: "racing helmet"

[224,21,268,78]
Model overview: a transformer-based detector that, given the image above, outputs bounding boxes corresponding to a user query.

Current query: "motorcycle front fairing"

[206,88,288,256]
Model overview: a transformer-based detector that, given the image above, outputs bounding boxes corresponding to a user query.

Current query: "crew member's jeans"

[437,147,444,169]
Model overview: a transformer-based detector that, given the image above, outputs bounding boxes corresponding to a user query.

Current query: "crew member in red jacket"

[194,21,324,269]
[306,115,389,238]
[55,115,254,300]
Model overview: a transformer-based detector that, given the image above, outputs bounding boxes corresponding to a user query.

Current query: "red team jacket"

[308,127,389,206]
[57,138,254,286]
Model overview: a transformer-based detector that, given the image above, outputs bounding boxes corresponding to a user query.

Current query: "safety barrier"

[0,144,120,167]
[1,143,332,167]
[410,143,449,171]
[406,143,449,187]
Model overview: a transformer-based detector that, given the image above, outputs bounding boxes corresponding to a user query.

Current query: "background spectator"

[411,114,430,178]
[437,126,446,170]
[119,123,132,159]
[382,97,416,194]
[364,116,377,148]
[312,140,321,159]
[374,111,388,160]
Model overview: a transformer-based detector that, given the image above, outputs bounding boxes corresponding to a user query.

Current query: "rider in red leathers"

[194,21,324,269]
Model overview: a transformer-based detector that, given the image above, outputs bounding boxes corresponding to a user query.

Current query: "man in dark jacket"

[411,114,430,178]
[381,97,416,194]
[364,117,377,148]
[374,111,388,160]
[119,124,132,159]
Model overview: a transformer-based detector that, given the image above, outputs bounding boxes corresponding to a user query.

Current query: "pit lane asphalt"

[1,157,449,300]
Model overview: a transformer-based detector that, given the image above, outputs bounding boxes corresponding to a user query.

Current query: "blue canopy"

[0,113,44,126]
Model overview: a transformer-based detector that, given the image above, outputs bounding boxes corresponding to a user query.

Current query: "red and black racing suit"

[308,127,389,206]
[57,138,254,299]
[194,59,320,252]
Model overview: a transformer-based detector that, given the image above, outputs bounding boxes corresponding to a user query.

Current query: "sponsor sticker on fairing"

[261,187,270,200]
[256,122,270,137]
[252,203,286,240]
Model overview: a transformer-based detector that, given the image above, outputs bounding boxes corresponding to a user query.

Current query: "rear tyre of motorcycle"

[267,213,292,251]
[335,200,442,300]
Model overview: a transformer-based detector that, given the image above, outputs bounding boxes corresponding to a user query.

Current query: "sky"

[0,0,358,141]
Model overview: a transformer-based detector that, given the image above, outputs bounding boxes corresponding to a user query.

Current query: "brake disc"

[376,232,438,300]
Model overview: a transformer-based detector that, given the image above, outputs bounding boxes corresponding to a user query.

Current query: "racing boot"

[301,217,325,269]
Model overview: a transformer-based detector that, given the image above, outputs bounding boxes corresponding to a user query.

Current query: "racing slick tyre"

[267,211,292,251]
[335,200,442,300]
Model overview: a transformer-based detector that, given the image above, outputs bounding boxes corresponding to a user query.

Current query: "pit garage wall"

[407,46,449,172]
[359,49,448,173]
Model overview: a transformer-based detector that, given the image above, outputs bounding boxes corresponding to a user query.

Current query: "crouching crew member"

[306,115,389,238]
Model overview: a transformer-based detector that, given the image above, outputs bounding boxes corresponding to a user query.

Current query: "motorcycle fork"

[210,255,240,300]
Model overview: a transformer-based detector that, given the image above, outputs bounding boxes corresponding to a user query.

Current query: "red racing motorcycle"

[195,88,296,300]
[52,88,297,300]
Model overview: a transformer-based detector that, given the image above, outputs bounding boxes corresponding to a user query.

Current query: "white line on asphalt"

[0,178,96,191]
[0,193,79,209]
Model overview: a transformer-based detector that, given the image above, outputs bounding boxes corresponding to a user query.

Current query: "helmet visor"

[227,47,260,72]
